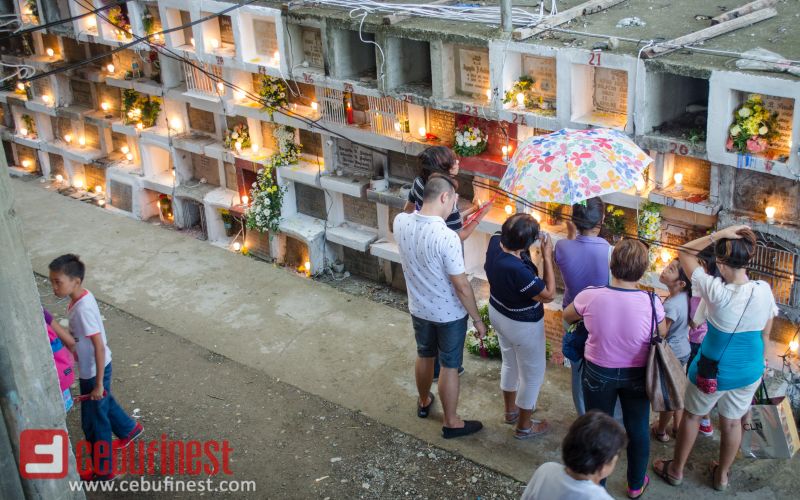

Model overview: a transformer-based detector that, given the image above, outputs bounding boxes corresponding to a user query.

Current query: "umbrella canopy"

[499,128,653,205]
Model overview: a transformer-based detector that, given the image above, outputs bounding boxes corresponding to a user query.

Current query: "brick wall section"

[295,183,327,220]
[343,247,383,282]
[544,308,564,355]
[343,195,378,228]
[285,236,308,269]
[48,153,65,178]
[245,229,271,261]
[109,180,132,212]
[84,124,101,149]
[84,165,105,190]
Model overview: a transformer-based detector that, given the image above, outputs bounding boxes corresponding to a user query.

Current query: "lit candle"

[136,122,144,131]
[673,172,683,190]
[346,101,354,124]
[20,127,29,137]
[311,101,318,112]
[394,121,401,133]
[533,213,542,223]
[78,136,86,147]
[73,179,83,189]
[121,145,130,154]
[304,261,311,273]
[42,94,52,105]
[232,242,241,252]
[241,195,249,205]
[660,248,671,264]
[64,134,72,144]
[516,92,525,108]
[170,117,182,130]
[125,152,134,161]
[106,63,115,74]
[235,141,243,154]
[273,50,280,62]
[634,177,646,194]
[209,38,220,50]
[216,82,225,93]
[190,37,195,47]
[790,340,799,353]
[486,88,492,101]
[501,146,509,162]
[250,144,258,156]
[418,126,426,140]
[505,204,513,215]
[16,82,25,91]
[101,101,110,112]
[46,48,54,58]
[95,185,103,193]
[21,159,31,168]
[234,90,245,101]
[765,206,776,224]
[87,16,96,29]
[98,199,105,206]
[55,174,63,183]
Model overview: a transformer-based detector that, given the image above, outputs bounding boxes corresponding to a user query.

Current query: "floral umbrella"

[499,128,653,205]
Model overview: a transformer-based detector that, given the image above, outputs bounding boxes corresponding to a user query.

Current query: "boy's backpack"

[47,324,75,391]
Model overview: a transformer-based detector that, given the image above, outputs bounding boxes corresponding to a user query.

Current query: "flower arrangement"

[726,94,779,155]
[257,75,288,119]
[21,114,36,136]
[121,89,161,127]
[108,6,131,38]
[24,0,38,22]
[502,75,555,115]
[142,11,155,35]
[603,204,626,238]
[454,120,487,157]
[224,123,252,151]
[245,127,301,234]
[637,201,662,271]
[466,304,551,360]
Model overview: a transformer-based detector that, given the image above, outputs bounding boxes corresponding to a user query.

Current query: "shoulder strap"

[648,291,658,342]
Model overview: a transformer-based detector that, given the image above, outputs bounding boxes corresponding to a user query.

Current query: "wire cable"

[0,0,130,43]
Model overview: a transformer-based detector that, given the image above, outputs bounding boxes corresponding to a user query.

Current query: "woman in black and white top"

[403,146,485,241]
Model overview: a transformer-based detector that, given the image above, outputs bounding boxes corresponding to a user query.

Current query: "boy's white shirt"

[68,290,112,379]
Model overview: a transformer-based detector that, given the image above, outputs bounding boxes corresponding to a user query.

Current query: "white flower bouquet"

[453,121,487,157]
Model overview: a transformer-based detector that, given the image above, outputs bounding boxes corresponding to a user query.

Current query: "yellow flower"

[613,209,624,217]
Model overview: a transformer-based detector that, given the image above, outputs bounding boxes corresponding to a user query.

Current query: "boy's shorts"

[412,315,468,369]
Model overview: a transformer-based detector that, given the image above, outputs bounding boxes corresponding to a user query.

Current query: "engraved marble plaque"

[83,123,100,148]
[761,95,795,154]
[456,47,490,96]
[188,106,216,134]
[593,67,627,114]
[427,108,456,145]
[70,80,94,108]
[336,138,384,177]
[253,19,278,57]
[301,27,324,69]
[220,16,235,46]
[522,55,557,99]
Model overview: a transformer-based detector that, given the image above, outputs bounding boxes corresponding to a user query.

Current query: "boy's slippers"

[442,420,483,439]
[417,394,435,418]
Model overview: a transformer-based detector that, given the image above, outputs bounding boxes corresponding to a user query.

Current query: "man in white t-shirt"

[394,175,487,439]
[522,411,626,500]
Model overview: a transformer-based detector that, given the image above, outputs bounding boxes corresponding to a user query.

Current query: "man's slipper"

[652,459,683,486]
[417,394,435,418]
[442,420,483,439]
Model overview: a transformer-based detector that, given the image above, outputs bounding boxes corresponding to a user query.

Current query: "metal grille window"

[183,62,222,96]
[367,96,407,139]
[751,234,799,309]
[320,88,346,125]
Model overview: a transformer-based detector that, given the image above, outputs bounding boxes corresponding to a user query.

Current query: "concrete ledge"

[112,122,140,136]
[278,162,321,187]
[173,134,217,155]
[649,190,720,216]
[174,182,217,203]
[203,187,239,209]
[12,136,43,149]
[140,173,176,195]
[320,174,368,198]
[278,213,327,245]
[370,239,402,264]
[327,223,378,252]
[24,101,56,116]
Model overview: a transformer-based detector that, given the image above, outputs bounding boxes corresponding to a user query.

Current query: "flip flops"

[417,394,435,418]
[514,420,549,440]
[651,425,670,443]
[652,459,683,486]
[710,462,729,491]
[504,411,519,425]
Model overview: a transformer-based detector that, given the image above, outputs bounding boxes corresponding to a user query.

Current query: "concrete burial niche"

[286,20,327,76]
[328,26,378,84]
[707,70,799,179]
[382,36,432,96]
[640,69,709,142]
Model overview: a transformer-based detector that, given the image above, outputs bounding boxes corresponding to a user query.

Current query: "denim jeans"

[582,360,650,490]
[412,315,468,369]
[79,362,136,476]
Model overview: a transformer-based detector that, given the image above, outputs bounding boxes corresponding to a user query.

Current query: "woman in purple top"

[554,197,611,415]
[564,239,667,499]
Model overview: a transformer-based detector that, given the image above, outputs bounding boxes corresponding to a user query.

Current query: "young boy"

[49,254,143,481]
[522,411,627,500]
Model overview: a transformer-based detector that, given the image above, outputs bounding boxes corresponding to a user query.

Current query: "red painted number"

[464,105,478,116]
[302,73,314,84]
[668,143,690,155]
[258,66,267,75]
[589,51,601,66]
[512,113,526,126]
[216,56,224,66]
[343,83,354,93]
[400,94,414,104]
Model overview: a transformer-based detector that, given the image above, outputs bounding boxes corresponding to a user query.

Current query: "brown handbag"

[645,292,689,412]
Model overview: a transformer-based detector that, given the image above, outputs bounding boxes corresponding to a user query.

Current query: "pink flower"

[725,137,734,151]
[746,137,767,154]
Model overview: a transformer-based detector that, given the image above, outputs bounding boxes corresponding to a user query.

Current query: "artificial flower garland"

[258,75,288,119]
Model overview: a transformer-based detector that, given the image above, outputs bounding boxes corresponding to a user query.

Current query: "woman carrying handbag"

[653,225,777,492]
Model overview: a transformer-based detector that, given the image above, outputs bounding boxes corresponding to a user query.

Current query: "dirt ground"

[39,277,524,499]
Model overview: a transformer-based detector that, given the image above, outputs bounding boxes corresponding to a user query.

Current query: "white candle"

[516,93,525,108]
[107,63,115,73]
[765,206,776,224]
[673,172,683,190]
[209,38,220,50]
[418,127,426,139]
[46,48,54,58]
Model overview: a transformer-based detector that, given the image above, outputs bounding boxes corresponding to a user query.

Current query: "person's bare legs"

[656,411,674,435]
[415,356,435,407]
[657,410,702,480]
[673,409,684,435]
[503,391,517,414]
[439,367,464,428]
[715,416,741,487]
